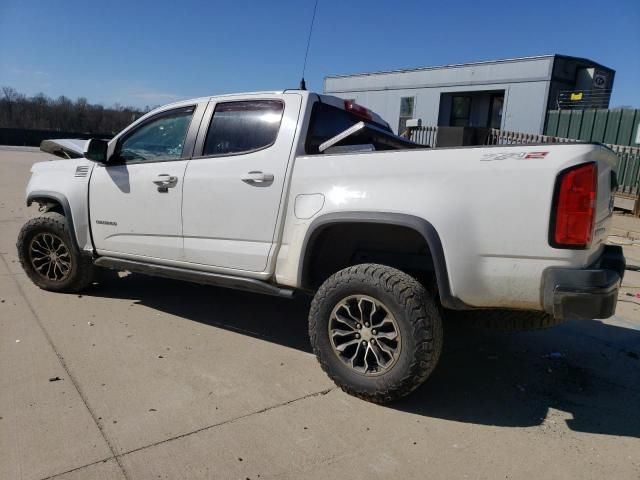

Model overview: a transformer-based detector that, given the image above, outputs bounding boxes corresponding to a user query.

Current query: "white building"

[324,54,614,135]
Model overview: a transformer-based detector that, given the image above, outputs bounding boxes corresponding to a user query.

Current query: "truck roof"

[147,90,389,132]
[161,90,305,108]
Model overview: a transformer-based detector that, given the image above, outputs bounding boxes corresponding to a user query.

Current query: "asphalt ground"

[1,146,639,479]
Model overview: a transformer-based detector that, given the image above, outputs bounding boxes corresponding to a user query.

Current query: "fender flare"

[298,211,468,310]
[26,190,82,252]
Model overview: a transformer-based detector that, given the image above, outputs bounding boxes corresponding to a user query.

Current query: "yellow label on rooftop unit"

[570,92,583,101]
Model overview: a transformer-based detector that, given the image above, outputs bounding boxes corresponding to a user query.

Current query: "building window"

[450,96,471,127]
[398,96,415,134]
[488,94,504,129]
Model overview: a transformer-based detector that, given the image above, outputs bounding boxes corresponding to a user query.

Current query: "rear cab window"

[305,102,392,154]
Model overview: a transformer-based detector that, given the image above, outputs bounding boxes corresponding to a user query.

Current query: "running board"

[94,257,294,298]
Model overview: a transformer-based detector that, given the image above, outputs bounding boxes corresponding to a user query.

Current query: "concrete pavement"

[1,147,639,479]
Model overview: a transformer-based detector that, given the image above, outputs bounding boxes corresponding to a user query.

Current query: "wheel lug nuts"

[364,322,370,327]
[356,324,362,329]
[370,339,375,344]
[355,333,360,339]
[362,341,367,346]
[372,329,377,335]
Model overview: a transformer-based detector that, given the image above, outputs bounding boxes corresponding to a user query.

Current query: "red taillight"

[551,163,597,248]
[344,100,373,121]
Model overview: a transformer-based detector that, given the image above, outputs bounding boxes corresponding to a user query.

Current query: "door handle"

[241,171,274,186]
[153,174,178,192]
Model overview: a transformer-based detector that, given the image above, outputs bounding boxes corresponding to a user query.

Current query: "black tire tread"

[17,212,94,293]
[309,264,443,404]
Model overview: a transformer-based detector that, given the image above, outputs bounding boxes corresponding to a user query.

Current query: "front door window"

[118,107,194,162]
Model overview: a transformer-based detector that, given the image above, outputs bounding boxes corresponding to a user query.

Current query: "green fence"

[545,108,640,147]
[614,145,640,195]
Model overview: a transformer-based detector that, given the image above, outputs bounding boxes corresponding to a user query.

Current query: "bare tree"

[0,86,145,135]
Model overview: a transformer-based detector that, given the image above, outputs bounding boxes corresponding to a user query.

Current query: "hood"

[40,138,88,159]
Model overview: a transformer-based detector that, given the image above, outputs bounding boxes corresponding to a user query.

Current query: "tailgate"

[591,145,618,251]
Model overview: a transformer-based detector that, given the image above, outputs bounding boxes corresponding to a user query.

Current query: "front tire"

[309,264,443,404]
[17,212,94,293]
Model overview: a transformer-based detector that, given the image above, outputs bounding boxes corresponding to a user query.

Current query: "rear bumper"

[542,245,625,320]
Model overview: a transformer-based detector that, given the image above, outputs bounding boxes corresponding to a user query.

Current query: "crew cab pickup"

[18,90,625,403]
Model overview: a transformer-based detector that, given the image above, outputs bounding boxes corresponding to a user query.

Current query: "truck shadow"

[88,270,640,439]
[395,320,640,439]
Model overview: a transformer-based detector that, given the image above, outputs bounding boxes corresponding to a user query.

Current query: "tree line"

[0,86,148,135]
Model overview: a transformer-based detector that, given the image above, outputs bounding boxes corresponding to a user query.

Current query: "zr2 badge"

[481,151,549,162]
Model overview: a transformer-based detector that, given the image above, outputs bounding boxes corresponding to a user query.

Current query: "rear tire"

[309,264,443,404]
[17,212,94,293]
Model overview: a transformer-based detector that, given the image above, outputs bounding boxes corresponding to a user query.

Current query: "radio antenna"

[299,0,319,90]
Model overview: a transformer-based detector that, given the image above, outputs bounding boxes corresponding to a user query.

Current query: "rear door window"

[203,100,284,156]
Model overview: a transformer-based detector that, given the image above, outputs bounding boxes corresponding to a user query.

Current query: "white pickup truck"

[18,90,625,403]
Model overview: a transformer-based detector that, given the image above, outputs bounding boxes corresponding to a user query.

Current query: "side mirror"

[84,138,109,163]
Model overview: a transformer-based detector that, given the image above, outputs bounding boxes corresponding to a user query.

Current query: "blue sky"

[1,0,638,108]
